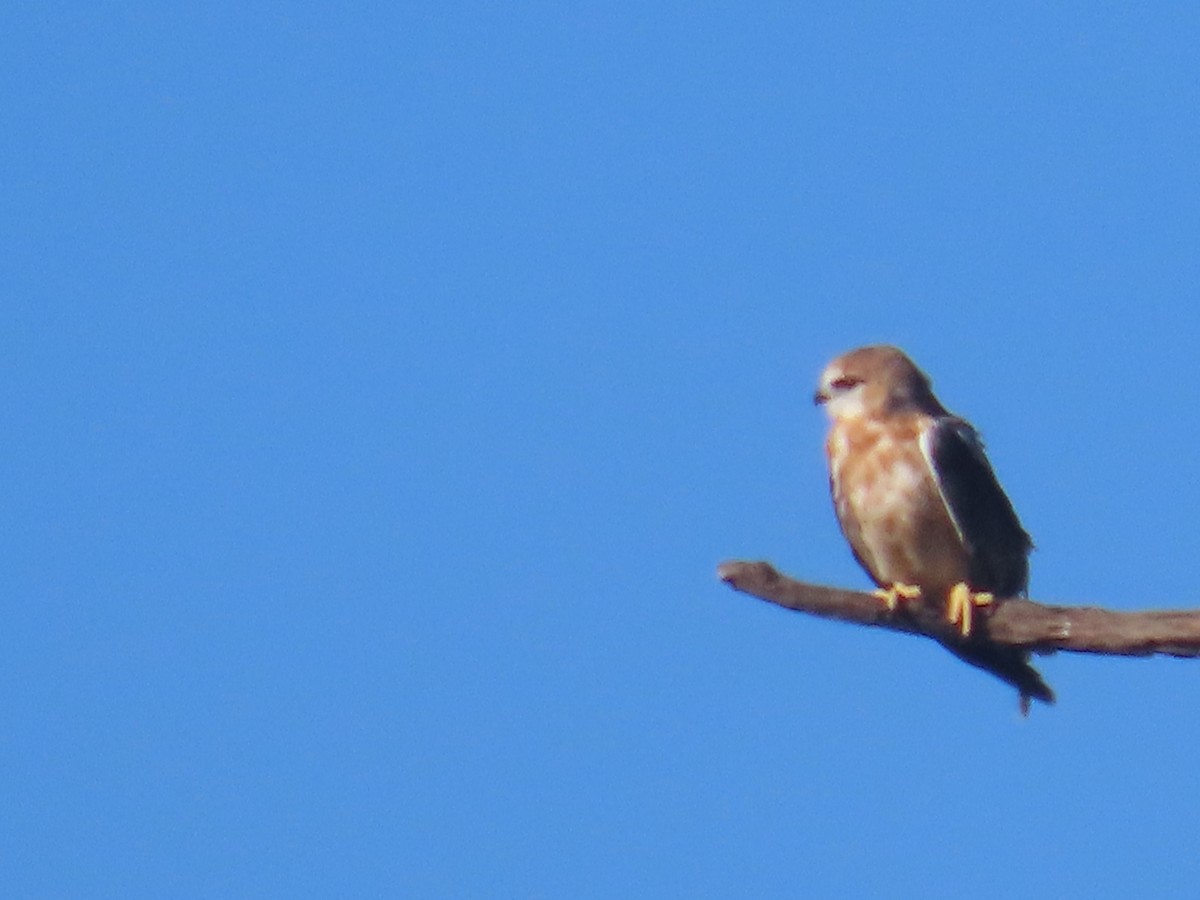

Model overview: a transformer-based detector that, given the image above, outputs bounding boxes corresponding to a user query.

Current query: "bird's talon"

[873,583,922,612]
[947,583,993,637]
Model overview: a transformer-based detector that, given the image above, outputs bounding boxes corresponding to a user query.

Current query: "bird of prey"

[813,344,1053,711]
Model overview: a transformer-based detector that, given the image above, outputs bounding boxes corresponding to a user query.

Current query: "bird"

[813,344,1053,711]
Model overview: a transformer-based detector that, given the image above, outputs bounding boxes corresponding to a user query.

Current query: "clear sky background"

[6,3,1200,897]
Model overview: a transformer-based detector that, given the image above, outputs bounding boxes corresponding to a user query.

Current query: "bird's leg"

[872,582,922,612]
[946,582,993,637]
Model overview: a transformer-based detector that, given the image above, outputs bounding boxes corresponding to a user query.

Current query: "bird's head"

[814,345,940,421]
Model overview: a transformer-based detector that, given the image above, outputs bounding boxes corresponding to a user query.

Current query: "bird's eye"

[831,376,862,390]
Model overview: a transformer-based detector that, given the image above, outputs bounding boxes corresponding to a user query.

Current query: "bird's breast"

[826,417,968,590]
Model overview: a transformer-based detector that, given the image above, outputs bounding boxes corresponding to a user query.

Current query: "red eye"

[831,376,862,390]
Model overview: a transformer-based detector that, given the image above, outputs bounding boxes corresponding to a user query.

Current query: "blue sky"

[6,3,1200,897]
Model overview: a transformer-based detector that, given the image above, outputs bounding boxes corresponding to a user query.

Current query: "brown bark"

[717,560,1200,658]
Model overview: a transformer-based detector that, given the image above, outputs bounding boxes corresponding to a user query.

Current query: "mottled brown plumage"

[814,345,1052,710]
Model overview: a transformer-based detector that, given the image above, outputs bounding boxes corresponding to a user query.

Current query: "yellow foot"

[947,582,993,637]
[873,582,922,612]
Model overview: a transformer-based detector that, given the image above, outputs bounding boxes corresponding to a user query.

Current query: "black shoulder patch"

[926,418,1032,597]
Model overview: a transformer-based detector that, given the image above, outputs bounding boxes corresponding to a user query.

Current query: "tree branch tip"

[717,559,779,584]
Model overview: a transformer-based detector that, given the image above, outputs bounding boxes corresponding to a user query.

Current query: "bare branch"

[717,560,1200,658]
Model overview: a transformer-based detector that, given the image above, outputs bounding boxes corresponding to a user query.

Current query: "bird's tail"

[942,641,1055,715]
